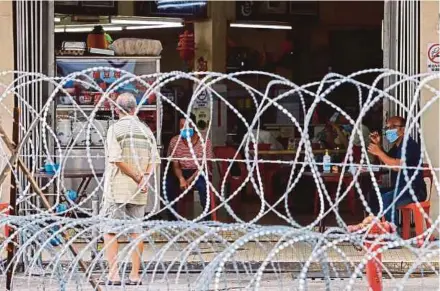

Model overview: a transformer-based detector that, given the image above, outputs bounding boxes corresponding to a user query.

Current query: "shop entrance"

[12,1,399,226]
[225,1,385,225]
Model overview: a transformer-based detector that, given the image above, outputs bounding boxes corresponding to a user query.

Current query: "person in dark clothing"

[367,116,426,224]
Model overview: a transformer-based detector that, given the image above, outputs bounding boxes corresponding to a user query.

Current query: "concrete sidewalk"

[4,274,440,290]
[31,241,439,274]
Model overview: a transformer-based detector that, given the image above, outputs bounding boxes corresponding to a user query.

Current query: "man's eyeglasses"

[383,125,404,131]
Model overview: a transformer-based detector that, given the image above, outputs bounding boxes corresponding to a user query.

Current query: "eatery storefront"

[0,0,438,224]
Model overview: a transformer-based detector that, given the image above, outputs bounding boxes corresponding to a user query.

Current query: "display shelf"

[55,145,105,150]
[54,56,162,201]
[56,56,161,60]
[56,104,157,111]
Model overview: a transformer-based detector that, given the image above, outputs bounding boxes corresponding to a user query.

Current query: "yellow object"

[245,98,252,109]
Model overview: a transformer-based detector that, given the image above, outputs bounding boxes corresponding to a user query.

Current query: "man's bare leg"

[129,233,143,281]
[104,233,120,281]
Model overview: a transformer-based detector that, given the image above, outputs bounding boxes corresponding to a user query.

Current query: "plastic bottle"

[323,150,331,173]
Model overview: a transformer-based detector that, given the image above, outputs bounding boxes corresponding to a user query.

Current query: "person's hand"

[369,131,381,144]
[138,175,148,193]
[135,174,149,193]
[186,173,197,185]
[330,122,341,130]
[368,143,383,156]
[179,177,188,190]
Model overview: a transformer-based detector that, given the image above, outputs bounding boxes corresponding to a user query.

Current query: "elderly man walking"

[100,93,159,286]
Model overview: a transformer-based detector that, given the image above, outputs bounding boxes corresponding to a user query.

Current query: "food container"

[77,93,94,105]
[59,95,74,105]
[56,119,72,146]
[58,42,86,56]
[91,119,108,145]
[72,121,88,146]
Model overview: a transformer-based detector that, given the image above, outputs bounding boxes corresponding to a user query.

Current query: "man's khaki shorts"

[100,202,146,234]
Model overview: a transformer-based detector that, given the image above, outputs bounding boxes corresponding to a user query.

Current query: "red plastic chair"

[214,146,247,214]
[399,164,433,244]
[253,143,271,151]
[0,203,10,237]
[352,145,361,164]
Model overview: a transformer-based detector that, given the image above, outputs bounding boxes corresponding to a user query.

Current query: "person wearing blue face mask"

[367,116,426,225]
[165,113,214,221]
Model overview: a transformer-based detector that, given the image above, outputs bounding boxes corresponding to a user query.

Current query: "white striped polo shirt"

[103,115,160,205]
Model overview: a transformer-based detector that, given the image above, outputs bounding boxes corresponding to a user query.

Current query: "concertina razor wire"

[0,68,437,290]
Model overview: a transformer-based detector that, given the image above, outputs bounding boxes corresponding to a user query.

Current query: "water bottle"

[323,150,331,173]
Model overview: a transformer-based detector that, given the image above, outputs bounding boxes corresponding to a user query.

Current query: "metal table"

[303,170,384,232]
[35,169,104,197]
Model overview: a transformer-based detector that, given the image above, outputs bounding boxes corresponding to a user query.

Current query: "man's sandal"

[125,279,143,285]
[99,280,122,286]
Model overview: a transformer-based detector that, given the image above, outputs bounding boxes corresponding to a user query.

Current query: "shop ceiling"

[54,1,318,22]
[54,1,308,32]
[54,16,184,33]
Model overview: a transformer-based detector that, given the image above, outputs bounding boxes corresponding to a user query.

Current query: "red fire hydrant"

[348,216,396,291]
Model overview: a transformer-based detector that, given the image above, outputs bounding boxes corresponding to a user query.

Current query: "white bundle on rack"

[112,38,163,56]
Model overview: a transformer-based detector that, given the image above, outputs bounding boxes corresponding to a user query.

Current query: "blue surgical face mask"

[341,124,353,132]
[385,128,399,143]
[180,128,194,139]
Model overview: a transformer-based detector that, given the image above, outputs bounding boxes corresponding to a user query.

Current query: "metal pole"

[91,194,99,259]
[6,108,20,291]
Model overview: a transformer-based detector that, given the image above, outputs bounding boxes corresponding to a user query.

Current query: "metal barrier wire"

[0,69,438,290]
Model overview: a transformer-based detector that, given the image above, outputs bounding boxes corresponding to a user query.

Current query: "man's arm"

[168,137,188,189]
[368,143,401,171]
[138,136,161,192]
[187,138,214,184]
[114,161,143,183]
[331,123,348,148]
[107,127,143,184]
[172,161,185,181]
[375,151,401,170]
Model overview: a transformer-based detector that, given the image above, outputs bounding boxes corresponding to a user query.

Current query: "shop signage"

[135,1,207,19]
[427,43,440,72]
[236,1,318,21]
[55,1,117,15]
[193,88,210,109]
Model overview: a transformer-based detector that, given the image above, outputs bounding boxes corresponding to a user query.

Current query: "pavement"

[4,273,440,290]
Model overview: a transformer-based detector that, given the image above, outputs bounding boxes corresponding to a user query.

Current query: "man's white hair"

[116,93,137,114]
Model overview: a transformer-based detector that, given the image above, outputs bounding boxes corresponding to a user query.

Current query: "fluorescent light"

[112,19,165,25]
[101,26,123,31]
[230,23,292,30]
[157,0,206,9]
[126,23,183,30]
[55,25,123,33]
[64,27,94,32]
[111,16,182,26]
[54,17,61,23]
